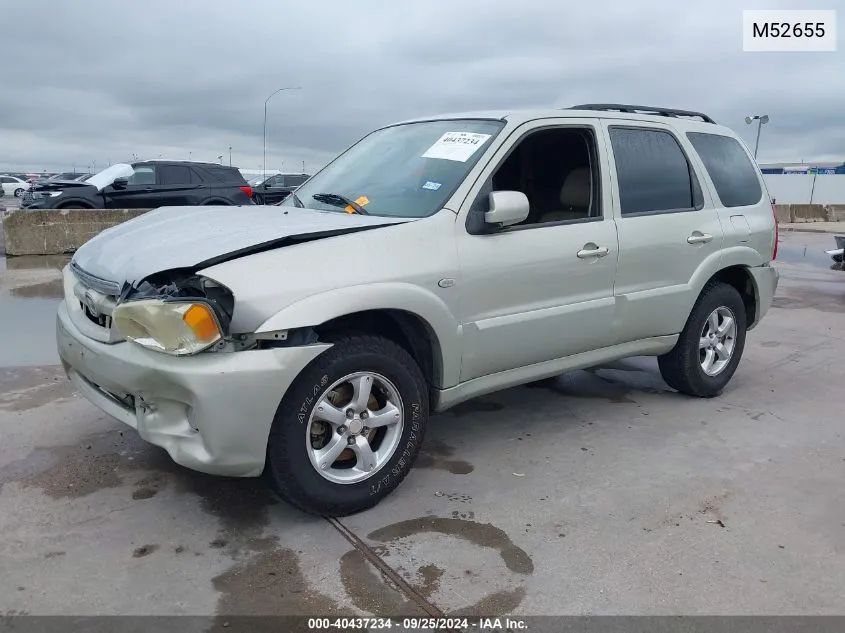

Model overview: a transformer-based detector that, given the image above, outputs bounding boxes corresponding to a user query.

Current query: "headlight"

[112,299,223,355]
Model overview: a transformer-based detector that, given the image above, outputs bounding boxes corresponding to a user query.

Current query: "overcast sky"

[1,0,842,174]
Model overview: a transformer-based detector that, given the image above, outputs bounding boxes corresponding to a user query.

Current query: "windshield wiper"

[312,192,369,215]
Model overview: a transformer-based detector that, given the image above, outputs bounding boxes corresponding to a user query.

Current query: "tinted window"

[687,132,763,207]
[128,166,156,185]
[264,175,284,187]
[160,165,192,185]
[0,177,12,183]
[609,127,701,215]
[284,175,308,187]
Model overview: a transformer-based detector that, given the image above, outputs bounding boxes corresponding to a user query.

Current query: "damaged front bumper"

[57,299,331,477]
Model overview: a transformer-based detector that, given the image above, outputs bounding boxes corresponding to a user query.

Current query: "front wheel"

[14,188,25,197]
[658,282,747,398]
[264,334,429,516]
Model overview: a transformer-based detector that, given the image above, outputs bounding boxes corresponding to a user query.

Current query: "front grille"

[22,191,34,204]
[70,261,122,296]
[65,263,123,343]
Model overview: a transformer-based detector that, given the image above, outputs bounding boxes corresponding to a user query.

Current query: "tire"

[14,188,25,197]
[58,202,92,209]
[658,282,747,398]
[264,334,429,516]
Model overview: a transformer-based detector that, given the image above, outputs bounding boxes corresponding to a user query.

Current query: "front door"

[103,164,163,209]
[454,119,620,382]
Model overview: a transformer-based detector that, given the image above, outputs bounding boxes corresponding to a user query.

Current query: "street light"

[229,146,232,167]
[745,114,770,159]
[263,86,301,179]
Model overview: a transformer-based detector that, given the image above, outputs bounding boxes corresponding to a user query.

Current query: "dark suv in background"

[250,172,310,205]
[22,160,255,209]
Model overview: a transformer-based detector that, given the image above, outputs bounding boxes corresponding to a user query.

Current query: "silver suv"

[56,103,779,516]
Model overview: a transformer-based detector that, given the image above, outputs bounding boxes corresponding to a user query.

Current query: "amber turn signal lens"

[182,304,220,342]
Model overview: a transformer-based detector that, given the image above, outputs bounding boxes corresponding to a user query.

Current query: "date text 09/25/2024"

[742,9,837,52]
[306,617,528,630]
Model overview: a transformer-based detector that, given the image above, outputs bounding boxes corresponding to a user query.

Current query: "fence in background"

[763,174,845,205]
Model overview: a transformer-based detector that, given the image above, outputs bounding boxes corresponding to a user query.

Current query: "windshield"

[86,163,134,190]
[280,119,504,218]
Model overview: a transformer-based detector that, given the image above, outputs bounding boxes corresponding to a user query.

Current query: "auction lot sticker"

[422,132,492,162]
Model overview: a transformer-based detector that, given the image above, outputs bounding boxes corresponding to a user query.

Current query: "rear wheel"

[264,334,429,516]
[658,282,747,398]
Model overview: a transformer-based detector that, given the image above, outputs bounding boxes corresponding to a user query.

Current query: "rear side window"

[160,165,193,185]
[609,126,703,215]
[686,132,763,207]
[215,166,247,184]
[284,175,308,187]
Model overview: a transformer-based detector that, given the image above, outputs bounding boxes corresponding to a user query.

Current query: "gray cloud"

[1,0,843,174]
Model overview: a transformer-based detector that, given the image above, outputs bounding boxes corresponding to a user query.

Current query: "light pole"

[745,114,770,159]
[263,86,301,179]
[228,146,232,167]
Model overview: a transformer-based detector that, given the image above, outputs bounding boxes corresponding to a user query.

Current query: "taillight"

[771,202,779,260]
[239,186,253,198]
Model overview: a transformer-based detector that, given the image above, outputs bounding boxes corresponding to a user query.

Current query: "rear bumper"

[57,300,331,477]
[748,263,779,330]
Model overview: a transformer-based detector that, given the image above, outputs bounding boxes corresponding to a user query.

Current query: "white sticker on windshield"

[421,132,492,162]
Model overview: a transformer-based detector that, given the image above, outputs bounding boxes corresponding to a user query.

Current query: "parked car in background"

[22,160,255,209]
[0,175,30,197]
[56,103,779,516]
[250,172,311,205]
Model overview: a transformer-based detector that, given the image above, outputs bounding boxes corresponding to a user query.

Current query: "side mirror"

[112,177,129,190]
[484,191,529,227]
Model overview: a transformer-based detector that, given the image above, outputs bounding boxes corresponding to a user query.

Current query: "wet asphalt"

[0,230,843,620]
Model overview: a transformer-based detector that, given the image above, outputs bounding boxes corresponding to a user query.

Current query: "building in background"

[759,161,845,175]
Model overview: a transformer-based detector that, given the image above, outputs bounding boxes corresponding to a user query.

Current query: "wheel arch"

[253,284,462,392]
[57,200,95,209]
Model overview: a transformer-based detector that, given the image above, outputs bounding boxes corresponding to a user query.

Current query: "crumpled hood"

[71,205,414,287]
[33,179,94,191]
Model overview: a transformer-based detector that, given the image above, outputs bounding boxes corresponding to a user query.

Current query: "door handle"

[687,232,713,244]
[576,244,609,259]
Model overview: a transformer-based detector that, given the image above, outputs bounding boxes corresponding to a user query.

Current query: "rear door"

[684,130,775,261]
[156,164,200,206]
[601,120,725,343]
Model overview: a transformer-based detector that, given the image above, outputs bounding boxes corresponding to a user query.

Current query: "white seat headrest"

[559,168,591,209]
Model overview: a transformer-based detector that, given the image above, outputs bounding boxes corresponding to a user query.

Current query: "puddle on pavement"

[338,516,534,617]
[414,439,474,475]
[777,233,843,271]
[211,543,351,625]
[0,426,288,554]
[0,254,70,367]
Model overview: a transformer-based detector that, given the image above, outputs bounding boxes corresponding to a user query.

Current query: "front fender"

[255,282,463,388]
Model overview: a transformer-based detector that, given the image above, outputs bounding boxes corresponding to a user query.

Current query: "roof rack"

[567,103,716,124]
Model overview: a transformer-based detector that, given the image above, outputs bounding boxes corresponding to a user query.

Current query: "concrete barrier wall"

[774,204,845,223]
[2,209,151,256]
[3,204,842,257]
